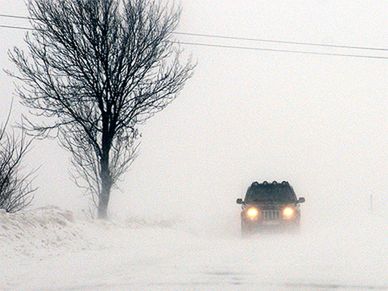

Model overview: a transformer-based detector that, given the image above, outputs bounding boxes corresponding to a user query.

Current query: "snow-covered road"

[1,207,386,291]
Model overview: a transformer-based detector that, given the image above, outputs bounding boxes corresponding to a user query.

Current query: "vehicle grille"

[263,209,280,220]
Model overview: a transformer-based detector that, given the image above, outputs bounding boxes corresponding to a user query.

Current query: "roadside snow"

[0,206,85,258]
[1,207,387,291]
[0,206,180,259]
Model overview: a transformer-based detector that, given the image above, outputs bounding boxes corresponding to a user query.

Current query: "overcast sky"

[0,0,387,226]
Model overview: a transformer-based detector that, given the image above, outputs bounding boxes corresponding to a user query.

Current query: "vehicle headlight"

[282,207,295,219]
[246,207,259,220]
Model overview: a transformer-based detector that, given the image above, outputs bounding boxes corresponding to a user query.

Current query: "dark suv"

[236,181,305,235]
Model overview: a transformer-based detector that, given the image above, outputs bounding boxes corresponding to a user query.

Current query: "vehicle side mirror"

[236,198,243,204]
[298,197,305,203]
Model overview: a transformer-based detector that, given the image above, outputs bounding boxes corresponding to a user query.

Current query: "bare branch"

[9,0,193,218]
[0,106,37,213]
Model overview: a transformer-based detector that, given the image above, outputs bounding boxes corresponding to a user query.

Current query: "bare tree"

[0,108,36,213]
[9,0,193,218]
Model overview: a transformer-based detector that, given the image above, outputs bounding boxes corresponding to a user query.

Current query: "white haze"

[0,0,387,290]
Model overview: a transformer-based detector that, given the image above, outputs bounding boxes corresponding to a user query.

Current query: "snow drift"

[1,206,386,291]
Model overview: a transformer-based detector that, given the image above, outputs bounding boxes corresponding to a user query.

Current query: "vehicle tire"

[288,223,301,234]
[241,221,252,237]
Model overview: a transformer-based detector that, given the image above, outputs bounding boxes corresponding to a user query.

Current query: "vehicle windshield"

[245,183,296,203]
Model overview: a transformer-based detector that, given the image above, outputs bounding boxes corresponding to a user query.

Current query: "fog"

[0,0,387,289]
[113,0,388,227]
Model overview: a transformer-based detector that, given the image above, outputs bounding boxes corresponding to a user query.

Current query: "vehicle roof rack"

[251,180,290,186]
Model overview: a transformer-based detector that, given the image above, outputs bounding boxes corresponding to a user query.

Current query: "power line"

[174,31,388,52]
[0,24,33,31]
[179,41,388,60]
[0,23,387,60]
[0,12,387,52]
[0,14,31,21]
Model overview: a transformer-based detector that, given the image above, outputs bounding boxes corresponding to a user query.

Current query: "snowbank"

[0,206,180,259]
[0,206,87,258]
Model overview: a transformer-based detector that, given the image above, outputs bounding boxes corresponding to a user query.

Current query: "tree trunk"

[98,152,112,219]
[97,181,111,219]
